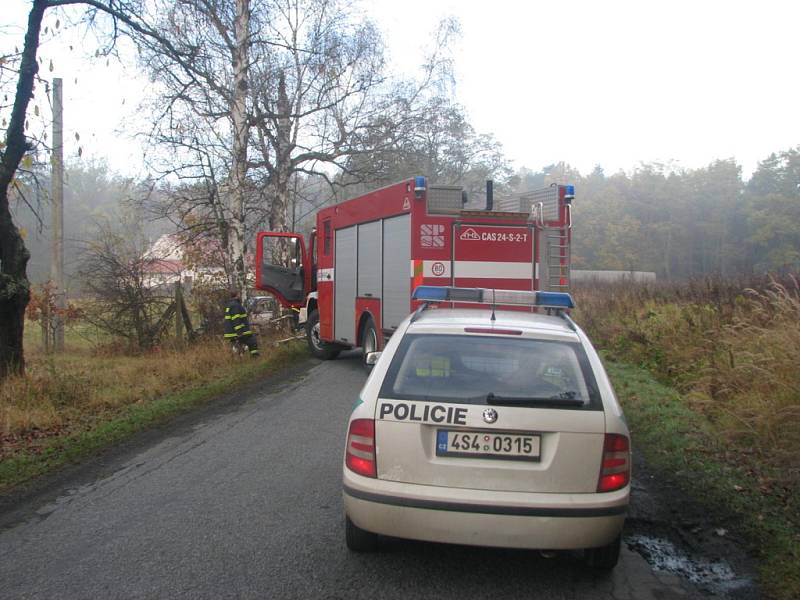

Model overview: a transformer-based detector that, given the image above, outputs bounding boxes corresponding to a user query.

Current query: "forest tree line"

[512,148,800,278]
[13,144,800,285]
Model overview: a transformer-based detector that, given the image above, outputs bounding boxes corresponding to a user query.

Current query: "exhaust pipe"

[486,180,493,211]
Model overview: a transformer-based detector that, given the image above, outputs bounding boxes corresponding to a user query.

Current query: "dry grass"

[1,329,286,459]
[573,275,800,508]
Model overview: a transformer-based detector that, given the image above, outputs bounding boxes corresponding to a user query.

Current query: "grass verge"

[606,356,800,600]
[0,340,306,494]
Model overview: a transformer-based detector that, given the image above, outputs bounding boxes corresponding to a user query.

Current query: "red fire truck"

[255,177,574,360]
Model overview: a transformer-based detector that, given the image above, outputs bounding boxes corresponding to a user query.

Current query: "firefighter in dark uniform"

[224,290,259,357]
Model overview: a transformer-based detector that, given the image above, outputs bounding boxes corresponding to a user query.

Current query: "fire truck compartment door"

[453,224,534,290]
[256,232,307,306]
[382,214,411,330]
[357,221,381,298]
[334,226,357,343]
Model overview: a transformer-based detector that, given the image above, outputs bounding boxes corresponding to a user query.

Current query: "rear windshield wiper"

[485,392,585,407]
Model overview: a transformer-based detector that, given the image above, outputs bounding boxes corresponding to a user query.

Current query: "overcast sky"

[3,0,799,179]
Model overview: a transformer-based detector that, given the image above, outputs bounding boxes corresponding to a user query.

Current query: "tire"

[305,309,340,360]
[360,316,378,368]
[345,516,379,552]
[585,534,622,571]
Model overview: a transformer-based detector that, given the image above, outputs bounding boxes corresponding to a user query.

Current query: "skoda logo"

[482,408,498,424]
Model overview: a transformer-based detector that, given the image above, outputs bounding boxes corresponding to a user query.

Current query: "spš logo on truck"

[420,224,445,248]
[459,228,481,241]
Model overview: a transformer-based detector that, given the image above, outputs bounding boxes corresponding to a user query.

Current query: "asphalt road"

[0,352,729,599]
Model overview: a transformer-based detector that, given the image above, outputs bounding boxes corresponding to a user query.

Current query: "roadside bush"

[0,332,281,459]
[77,217,174,352]
[573,275,799,506]
[706,281,800,472]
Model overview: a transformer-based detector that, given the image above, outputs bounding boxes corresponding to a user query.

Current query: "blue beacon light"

[535,291,575,309]
[414,176,427,198]
[412,286,449,301]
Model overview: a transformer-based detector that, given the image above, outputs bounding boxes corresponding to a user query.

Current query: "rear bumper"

[343,473,628,550]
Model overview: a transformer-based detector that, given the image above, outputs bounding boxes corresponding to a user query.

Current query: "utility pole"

[175,280,184,342]
[51,78,65,351]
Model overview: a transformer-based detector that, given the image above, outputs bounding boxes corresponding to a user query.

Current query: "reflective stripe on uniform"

[240,330,253,336]
[224,333,237,338]
[225,313,248,320]
[249,349,259,355]
[234,323,246,330]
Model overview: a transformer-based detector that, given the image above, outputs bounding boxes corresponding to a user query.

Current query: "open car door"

[255,232,310,308]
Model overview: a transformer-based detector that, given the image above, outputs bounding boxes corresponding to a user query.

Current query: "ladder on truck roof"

[545,227,570,291]
[517,186,571,292]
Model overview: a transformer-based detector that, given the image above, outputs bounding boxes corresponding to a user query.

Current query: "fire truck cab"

[255,177,574,360]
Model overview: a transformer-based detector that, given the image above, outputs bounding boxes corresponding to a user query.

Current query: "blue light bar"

[412,286,483,302]
[412,285,448,301]
[414,176,427,192]
[564,184,575,200]
[536,291,575,308]
[412,286,575,310]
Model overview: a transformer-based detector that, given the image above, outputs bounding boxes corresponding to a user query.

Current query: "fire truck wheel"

[360,316,378,367]
[306,309,340,360]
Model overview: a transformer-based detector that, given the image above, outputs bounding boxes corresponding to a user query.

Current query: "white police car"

[342,287,630,569]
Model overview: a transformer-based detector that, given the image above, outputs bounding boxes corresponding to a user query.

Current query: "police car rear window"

[379,334,601,409]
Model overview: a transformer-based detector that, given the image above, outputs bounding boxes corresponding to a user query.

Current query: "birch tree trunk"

[227,0,250,298]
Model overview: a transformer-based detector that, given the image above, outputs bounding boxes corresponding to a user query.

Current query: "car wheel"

[306,309,340,360]
[360,316,378,368]
[585,534,621,570]
[345,516,379,552]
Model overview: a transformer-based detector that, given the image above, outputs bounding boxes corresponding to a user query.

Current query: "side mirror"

[365,351,382,368]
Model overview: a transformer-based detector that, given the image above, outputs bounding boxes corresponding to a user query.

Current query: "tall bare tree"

[0,1,45,377]
[134,0,261,296]
[341,95,514,202]
[249,2,459,233]
[0,0,213,377]
[137,0,457,282]
[228,0,251,294]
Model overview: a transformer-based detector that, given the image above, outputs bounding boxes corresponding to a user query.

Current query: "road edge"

[0,348,319,528]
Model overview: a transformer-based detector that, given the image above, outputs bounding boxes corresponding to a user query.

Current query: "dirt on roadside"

[625,448,762,599]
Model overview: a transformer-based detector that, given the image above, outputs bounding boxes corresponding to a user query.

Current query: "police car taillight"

[597,434,630,492]
[346,419,376,478]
